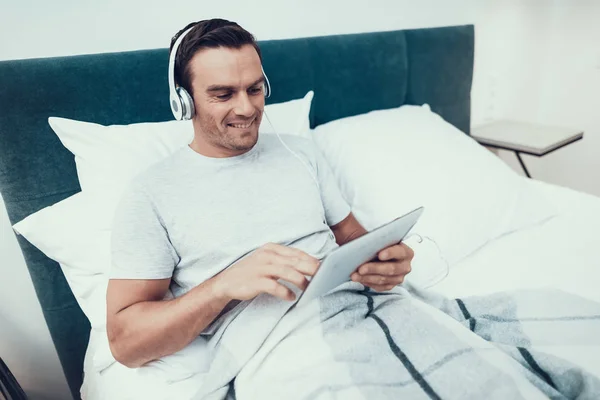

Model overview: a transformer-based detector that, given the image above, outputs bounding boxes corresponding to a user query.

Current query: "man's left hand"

[350,243,414,292]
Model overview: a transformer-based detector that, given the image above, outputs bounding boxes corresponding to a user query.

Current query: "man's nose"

[233,92,254,117]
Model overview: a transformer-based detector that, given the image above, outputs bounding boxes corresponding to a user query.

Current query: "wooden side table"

[471,120,583,178]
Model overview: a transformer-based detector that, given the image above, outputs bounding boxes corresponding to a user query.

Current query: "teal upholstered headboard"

[0,24,474,398]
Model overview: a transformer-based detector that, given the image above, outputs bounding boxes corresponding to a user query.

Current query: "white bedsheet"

[81,178,600,399]
[431,178,600,303]
[430,178,600,380]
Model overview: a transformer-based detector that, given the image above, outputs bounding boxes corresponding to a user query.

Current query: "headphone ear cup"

[170,92,184,120]
[263,78,271,98]
[261,72,271,99]
[177,87,195,120]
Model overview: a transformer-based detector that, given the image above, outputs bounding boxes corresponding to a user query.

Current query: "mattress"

[80,178,600,398]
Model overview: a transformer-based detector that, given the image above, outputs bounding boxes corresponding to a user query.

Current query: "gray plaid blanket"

[177,281,600,399]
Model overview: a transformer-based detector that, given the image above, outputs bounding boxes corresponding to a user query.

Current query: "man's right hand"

[212,243,320,302]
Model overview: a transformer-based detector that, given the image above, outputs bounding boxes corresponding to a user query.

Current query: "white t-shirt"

[110,134,351,298]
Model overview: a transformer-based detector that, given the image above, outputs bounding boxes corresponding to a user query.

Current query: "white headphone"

[168,25,272,121]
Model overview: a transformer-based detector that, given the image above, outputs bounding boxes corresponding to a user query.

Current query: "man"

[106,19,414,369]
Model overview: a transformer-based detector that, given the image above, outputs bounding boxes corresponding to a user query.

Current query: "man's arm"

[106,277,230,368]
[107,243,320,368]
[330,212,368,246]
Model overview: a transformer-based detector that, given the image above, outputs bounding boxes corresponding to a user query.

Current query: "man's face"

[187,44,265,157]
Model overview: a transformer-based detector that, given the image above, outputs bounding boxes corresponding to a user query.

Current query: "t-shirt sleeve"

[312,144,351,226]
[110,182,179,280]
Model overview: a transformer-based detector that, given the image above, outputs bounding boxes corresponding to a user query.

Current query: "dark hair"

[169,19,262,96]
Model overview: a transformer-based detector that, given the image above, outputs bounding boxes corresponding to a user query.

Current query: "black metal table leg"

[515,151,531,178]
[0,357,27,400]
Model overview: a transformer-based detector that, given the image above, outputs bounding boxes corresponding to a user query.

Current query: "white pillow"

[12,192,109,331]
[48,90,314,198]
[14,91,315,329]
[312,104,556,267]
[261,91,314,138]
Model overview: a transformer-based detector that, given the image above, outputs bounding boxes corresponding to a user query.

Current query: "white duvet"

[428,178,600,382]
[81,178,600,399]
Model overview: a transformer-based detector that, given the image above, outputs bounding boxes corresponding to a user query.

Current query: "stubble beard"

[199,112,262,153]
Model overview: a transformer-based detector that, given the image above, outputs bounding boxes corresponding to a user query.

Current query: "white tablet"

[294,206,424,308]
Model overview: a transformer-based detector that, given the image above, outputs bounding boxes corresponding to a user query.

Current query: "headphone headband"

[168,24,271,120]
[168,26,195,120]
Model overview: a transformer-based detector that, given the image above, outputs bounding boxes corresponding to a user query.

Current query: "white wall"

[476,0,600,195]
[504,1,600,194]
[1,0,598,398]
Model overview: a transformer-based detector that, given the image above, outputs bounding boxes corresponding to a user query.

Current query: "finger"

[358,261,404,276]
[291,257,320,276]
[270,252,320,277]
[260,279,296,301]
[264,263,310,291]
[367,284,396,292]
[357,274,391,286]
[356,274,405,286]
[263,243,320,275]
[377,243,413,261]
[378,243,414,261]
[263,242,318,262]
[377,245,397,261]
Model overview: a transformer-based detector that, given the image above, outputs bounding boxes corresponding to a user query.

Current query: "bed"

[1,24,599,399]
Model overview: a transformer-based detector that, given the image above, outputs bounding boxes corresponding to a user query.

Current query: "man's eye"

[248,87,262,95]
[216,93,232,100]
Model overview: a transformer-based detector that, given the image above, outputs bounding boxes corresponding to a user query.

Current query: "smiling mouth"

[227,118,255,129]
